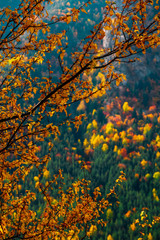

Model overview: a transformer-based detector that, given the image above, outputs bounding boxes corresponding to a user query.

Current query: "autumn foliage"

[0,0,160,239]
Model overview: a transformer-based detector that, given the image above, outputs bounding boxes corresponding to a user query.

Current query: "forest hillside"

[0,0,160,240]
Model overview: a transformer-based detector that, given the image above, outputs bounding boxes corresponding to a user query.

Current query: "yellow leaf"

[43,170,50,179]
[5,7,12,17]
[66,16,72,24]
[81,8,87,14]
